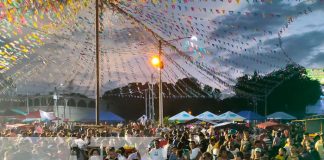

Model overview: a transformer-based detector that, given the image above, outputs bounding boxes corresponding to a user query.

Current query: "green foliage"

[163,116,170,125]
[234,64,322,116]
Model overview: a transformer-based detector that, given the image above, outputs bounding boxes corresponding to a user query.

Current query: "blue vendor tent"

[237,110,265,120]
[196,111,220,121]
[169,111,195,121]
[82,111,125,123]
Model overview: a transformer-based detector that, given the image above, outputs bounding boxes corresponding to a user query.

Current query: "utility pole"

[95,0,100,125]
[151,74,155,121]
[54,87,58,118]
[158,40,163,127]
[26,91,29,114]
[145,89,147,117]
[64,98,68,121]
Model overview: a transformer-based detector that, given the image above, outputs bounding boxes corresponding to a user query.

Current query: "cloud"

[263,31,324,66]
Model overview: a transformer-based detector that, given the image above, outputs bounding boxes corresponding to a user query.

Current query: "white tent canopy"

[218,111,246,121]
[169,111,195,121]
[196,111,220,121]
[267,112,296,120]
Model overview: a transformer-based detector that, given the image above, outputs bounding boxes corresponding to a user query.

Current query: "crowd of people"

[0,120,323,160]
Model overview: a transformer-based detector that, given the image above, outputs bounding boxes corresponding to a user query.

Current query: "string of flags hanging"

[0,0,322,99]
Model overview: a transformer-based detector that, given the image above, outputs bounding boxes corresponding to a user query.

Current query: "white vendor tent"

[196,111,220,121]
[169,111,195,121]
[218,111,246,121]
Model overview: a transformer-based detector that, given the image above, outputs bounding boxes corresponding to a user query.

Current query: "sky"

[1,0,324,98]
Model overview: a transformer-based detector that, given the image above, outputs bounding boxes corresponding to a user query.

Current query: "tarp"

[257,121,288,130]
[22,110,57,121]
[196,111,220,121]
[99,111,125,122]
[237,110,265,120]
[267,112,296,120]
[218,111,246,121]
[169,111,195,121]
[6,124,34,129]
[82,111,125,123]
[0,108,26,117]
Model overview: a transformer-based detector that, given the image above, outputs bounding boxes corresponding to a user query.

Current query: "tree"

[234,64,322,116]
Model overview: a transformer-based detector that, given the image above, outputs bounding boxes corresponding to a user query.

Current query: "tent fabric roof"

[169,111,195,121]
[24,110,56,120]
[267,112,296,120]
[81,111,125,122]
[218,111,246,121]
[257,121,288,130]
[0,109,26,117]
[196,111,220,121]
[99,111,125,122]
[237,110,265,120]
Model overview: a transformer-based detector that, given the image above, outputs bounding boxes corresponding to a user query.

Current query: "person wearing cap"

[251,148,267,160]
[149,140,164,160]
[206,136,218,158]
[301,132,313,148]
[274,148,287,160]
[250,140,264,159]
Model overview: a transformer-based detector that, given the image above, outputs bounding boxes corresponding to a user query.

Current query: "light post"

[151,48,164,127]
[150,36,195,127]
[53,84,64,123]
[53,87,58,118]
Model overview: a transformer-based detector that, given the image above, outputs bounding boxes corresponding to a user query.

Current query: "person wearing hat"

[206,136,218,158]
[251,148,266,160]
[274,148,287,160]
[301,132,313,148]
[149,140,164,160]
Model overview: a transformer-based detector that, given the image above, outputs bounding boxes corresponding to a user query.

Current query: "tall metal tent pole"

[95,0,100,125]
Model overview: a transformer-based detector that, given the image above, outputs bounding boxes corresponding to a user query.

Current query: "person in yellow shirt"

[274,148,286,160]
[206,137,217,158]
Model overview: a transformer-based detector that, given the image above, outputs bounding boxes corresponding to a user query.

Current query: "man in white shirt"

[149,140,164,160]
[74,134,90,150]
[73,134,90,160]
